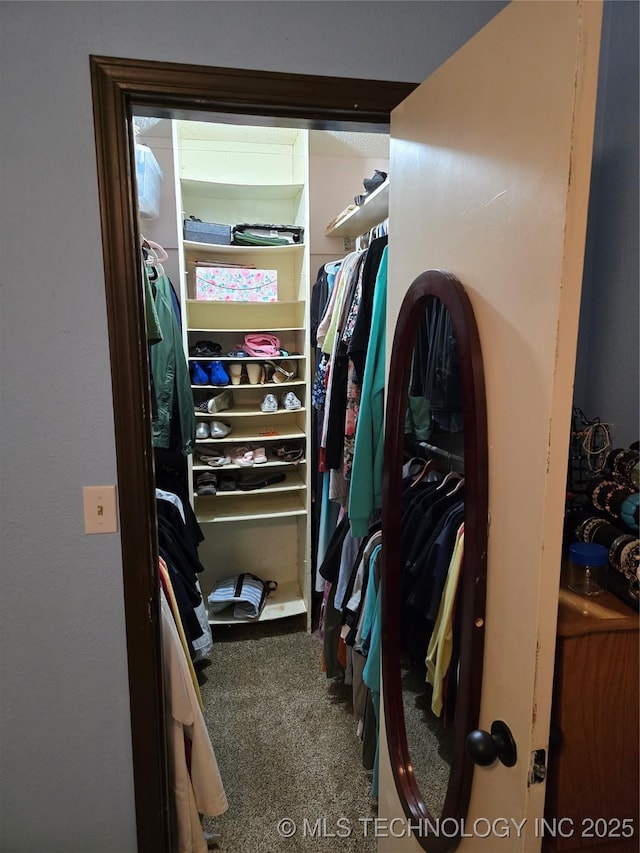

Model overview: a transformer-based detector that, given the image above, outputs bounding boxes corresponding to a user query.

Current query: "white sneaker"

[260,393,278,413]
[282,391,302,411]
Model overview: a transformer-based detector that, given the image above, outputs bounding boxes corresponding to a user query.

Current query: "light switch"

[83,485,118,534]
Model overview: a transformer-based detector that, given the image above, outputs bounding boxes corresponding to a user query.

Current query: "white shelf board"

[184,240,304,256]
[188,326,304,334]
[195,406,305,418]
[191,379,305,391]
[207,581,306,625]
[195,424,305,443]
[193,458,305,472]
[182,178,304,201]
[189,355,306,362]
[196,493,307,523]
[326,179,389,238]
[195,472,305,498]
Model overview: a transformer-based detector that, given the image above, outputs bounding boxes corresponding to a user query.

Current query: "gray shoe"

[206,388,233,414]
[282,391,301,411]
[260,393,278,413]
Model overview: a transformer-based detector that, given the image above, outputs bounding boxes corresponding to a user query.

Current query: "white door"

[380,2,603,851]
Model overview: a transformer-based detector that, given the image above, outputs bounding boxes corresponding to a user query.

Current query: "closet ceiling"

[137,117,389,159]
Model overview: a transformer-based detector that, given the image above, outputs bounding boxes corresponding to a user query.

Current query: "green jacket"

[148,269,195,455]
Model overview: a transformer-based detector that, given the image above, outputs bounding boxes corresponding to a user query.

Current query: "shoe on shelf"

[246,364,262,385]
[263,362,275,383]
[197,447,231,467]
[209,421,232,439]
[260,393,278,413]
[229,363,244,386]
[274,442,305,464]
[282,391,302,411]
[270,360,297,384]
[208,360,230,386]
[237,472,286,491]
[195,422,210,440]
[230,446,254,467]
[217,473,238,492]
[196,473,217,496]
[205,388,233,414]
[251,445,267,464]
[363,169,388,193]
[191,361,210,386]
[189,339,221,357]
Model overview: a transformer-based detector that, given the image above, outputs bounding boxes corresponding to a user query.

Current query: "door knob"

[466,720,517,767]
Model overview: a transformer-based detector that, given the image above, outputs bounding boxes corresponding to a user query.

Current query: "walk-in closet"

[135,116,393,851]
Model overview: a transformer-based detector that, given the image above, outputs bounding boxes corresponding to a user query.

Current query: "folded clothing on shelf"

[232,223,304,246]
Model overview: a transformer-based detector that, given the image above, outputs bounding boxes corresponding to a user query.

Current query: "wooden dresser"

[543,587,639,852]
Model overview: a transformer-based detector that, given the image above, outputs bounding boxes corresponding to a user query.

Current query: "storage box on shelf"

[174,121,311,627]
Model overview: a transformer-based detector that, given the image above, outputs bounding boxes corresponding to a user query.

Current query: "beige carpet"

[198,616,377,851]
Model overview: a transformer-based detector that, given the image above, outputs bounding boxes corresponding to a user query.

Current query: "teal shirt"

[349,247,387,537]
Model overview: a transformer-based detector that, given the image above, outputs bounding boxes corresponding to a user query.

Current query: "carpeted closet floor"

[198,616,377,852]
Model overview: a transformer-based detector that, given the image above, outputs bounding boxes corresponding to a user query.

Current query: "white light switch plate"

[83,485,118,534]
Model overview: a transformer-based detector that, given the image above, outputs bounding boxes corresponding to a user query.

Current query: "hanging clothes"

[348,246,388,537]
[425,523,465,716]
[156,493,212,661]
[146,264,195,455]
[160,588,227,853]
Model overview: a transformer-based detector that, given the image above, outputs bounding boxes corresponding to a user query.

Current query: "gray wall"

[0,2,636,851]
[574,0,640,447]
[0,3,504,851]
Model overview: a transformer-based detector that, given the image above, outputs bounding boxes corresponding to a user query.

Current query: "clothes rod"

[417,440,465,467]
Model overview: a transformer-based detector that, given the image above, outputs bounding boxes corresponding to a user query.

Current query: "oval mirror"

[382,270,488,852]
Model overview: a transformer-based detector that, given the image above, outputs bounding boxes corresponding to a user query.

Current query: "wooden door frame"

[89,54,415,852]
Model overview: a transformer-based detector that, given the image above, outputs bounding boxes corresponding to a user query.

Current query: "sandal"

[274,442,304,464]
[197,448,231,467]
[230,446,254,467]
[266,360,297,384]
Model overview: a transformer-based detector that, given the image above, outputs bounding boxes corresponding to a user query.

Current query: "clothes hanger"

[435,470,462,492]
[143,245,165,279]
[446,476,465,497]
[410,457,437,489]
[144,238,169,262]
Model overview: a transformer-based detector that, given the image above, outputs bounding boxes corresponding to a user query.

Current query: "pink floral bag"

[242,333,281,357]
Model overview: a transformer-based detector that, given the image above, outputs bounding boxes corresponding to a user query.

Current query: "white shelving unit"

[174,121,312,628]
[325,178,389,238]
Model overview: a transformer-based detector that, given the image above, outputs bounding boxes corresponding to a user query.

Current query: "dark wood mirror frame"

[382,270,488,852]
[89,54,416,851]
